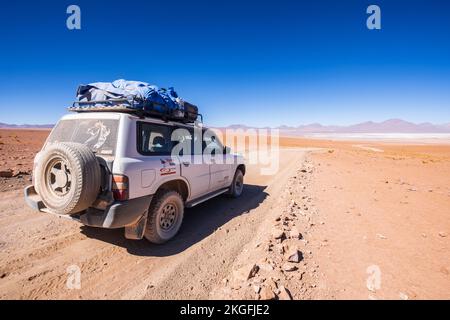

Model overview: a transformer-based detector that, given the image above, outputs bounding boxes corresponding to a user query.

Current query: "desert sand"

[0,128,449,299]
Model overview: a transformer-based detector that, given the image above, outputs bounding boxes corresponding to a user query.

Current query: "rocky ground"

[211,159,319,299]
[0,129,49,192]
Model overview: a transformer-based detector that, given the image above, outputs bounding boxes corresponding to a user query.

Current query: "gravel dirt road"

[0,142,307,299]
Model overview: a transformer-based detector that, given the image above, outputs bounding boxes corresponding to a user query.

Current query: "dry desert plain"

[0,128,449,299]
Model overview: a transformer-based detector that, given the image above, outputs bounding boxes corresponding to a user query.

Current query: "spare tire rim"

[45,158,72,197]
[159,203,177,231]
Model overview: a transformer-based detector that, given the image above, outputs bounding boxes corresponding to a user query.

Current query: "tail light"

[112,174,129,201]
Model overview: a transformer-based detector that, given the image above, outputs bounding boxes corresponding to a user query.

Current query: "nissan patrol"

[24,112,245,243]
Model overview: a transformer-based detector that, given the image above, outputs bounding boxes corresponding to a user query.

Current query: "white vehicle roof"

[60,112,206,129]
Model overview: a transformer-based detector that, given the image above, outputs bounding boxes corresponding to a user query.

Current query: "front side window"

[137,123,225,156]
[138,122,173,155]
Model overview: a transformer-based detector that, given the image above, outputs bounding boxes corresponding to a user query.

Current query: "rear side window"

[137,122,173,155]
[46,119,119,155]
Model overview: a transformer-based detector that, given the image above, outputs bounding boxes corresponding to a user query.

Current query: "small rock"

[259,263,274,271]
[286,249,303,263]
[399,292,409,300]
[247,264,260,280]
[260,287,276,300]
[234,264,259,281]
[0,170,13,178]
[253,285,261,294]
[282,263,298,272]
[376,233,387,239]
[278,286,293,300]
[275,244,284,255]
[289,228,302,240]
[438,232,447,238]
[272,229,285,240]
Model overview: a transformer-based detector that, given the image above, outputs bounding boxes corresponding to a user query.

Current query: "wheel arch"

[154,178,190,202]
[237,164,246,176]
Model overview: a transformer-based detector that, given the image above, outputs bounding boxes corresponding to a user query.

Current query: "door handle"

[182,161,190,167]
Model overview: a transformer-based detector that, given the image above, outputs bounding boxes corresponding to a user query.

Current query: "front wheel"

[227,169,244,198]
[144,190,184,244]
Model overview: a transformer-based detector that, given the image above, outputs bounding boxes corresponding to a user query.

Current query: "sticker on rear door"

[160,167,176,176]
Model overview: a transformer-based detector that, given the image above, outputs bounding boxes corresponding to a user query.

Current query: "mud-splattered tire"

[34,142,101,215]
[227,169,244,198]
[144,190,184,244]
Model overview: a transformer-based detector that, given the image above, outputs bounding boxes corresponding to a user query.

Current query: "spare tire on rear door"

[34,142,101,215]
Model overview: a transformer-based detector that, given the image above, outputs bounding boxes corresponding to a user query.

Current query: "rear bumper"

[80,196,152,228]
[24,185,152,229]
[24,185,46,211]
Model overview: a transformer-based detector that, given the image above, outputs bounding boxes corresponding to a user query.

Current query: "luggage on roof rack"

[69,80,201,123]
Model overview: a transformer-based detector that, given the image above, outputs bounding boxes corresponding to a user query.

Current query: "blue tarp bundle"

[76,79,181,111]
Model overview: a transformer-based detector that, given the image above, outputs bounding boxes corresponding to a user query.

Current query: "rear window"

[46,119,119,155]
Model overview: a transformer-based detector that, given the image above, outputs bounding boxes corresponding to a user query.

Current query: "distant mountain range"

[1,119,450,133]
[224,119,450,134]
[0,122,53,129]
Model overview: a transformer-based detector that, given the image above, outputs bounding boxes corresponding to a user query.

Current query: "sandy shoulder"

[307,143,450,299]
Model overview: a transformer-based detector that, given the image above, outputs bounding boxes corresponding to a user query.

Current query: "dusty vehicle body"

[24,112,245,243]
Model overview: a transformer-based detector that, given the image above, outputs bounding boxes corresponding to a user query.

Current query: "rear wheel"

[144,190,184,244]
[227,169,244,198]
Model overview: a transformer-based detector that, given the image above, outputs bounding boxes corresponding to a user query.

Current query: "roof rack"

[68,98,203,124]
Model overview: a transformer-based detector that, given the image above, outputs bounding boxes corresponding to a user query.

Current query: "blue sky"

[0,0,449,127]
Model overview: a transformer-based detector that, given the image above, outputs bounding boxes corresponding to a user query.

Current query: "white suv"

[24,112,245,243]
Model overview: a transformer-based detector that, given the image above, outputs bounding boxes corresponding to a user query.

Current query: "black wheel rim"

[159,203,178,231]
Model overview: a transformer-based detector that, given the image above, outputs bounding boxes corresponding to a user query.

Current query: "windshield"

[46,119,119,155]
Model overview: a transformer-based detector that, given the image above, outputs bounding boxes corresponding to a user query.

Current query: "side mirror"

[224,146,231,154]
